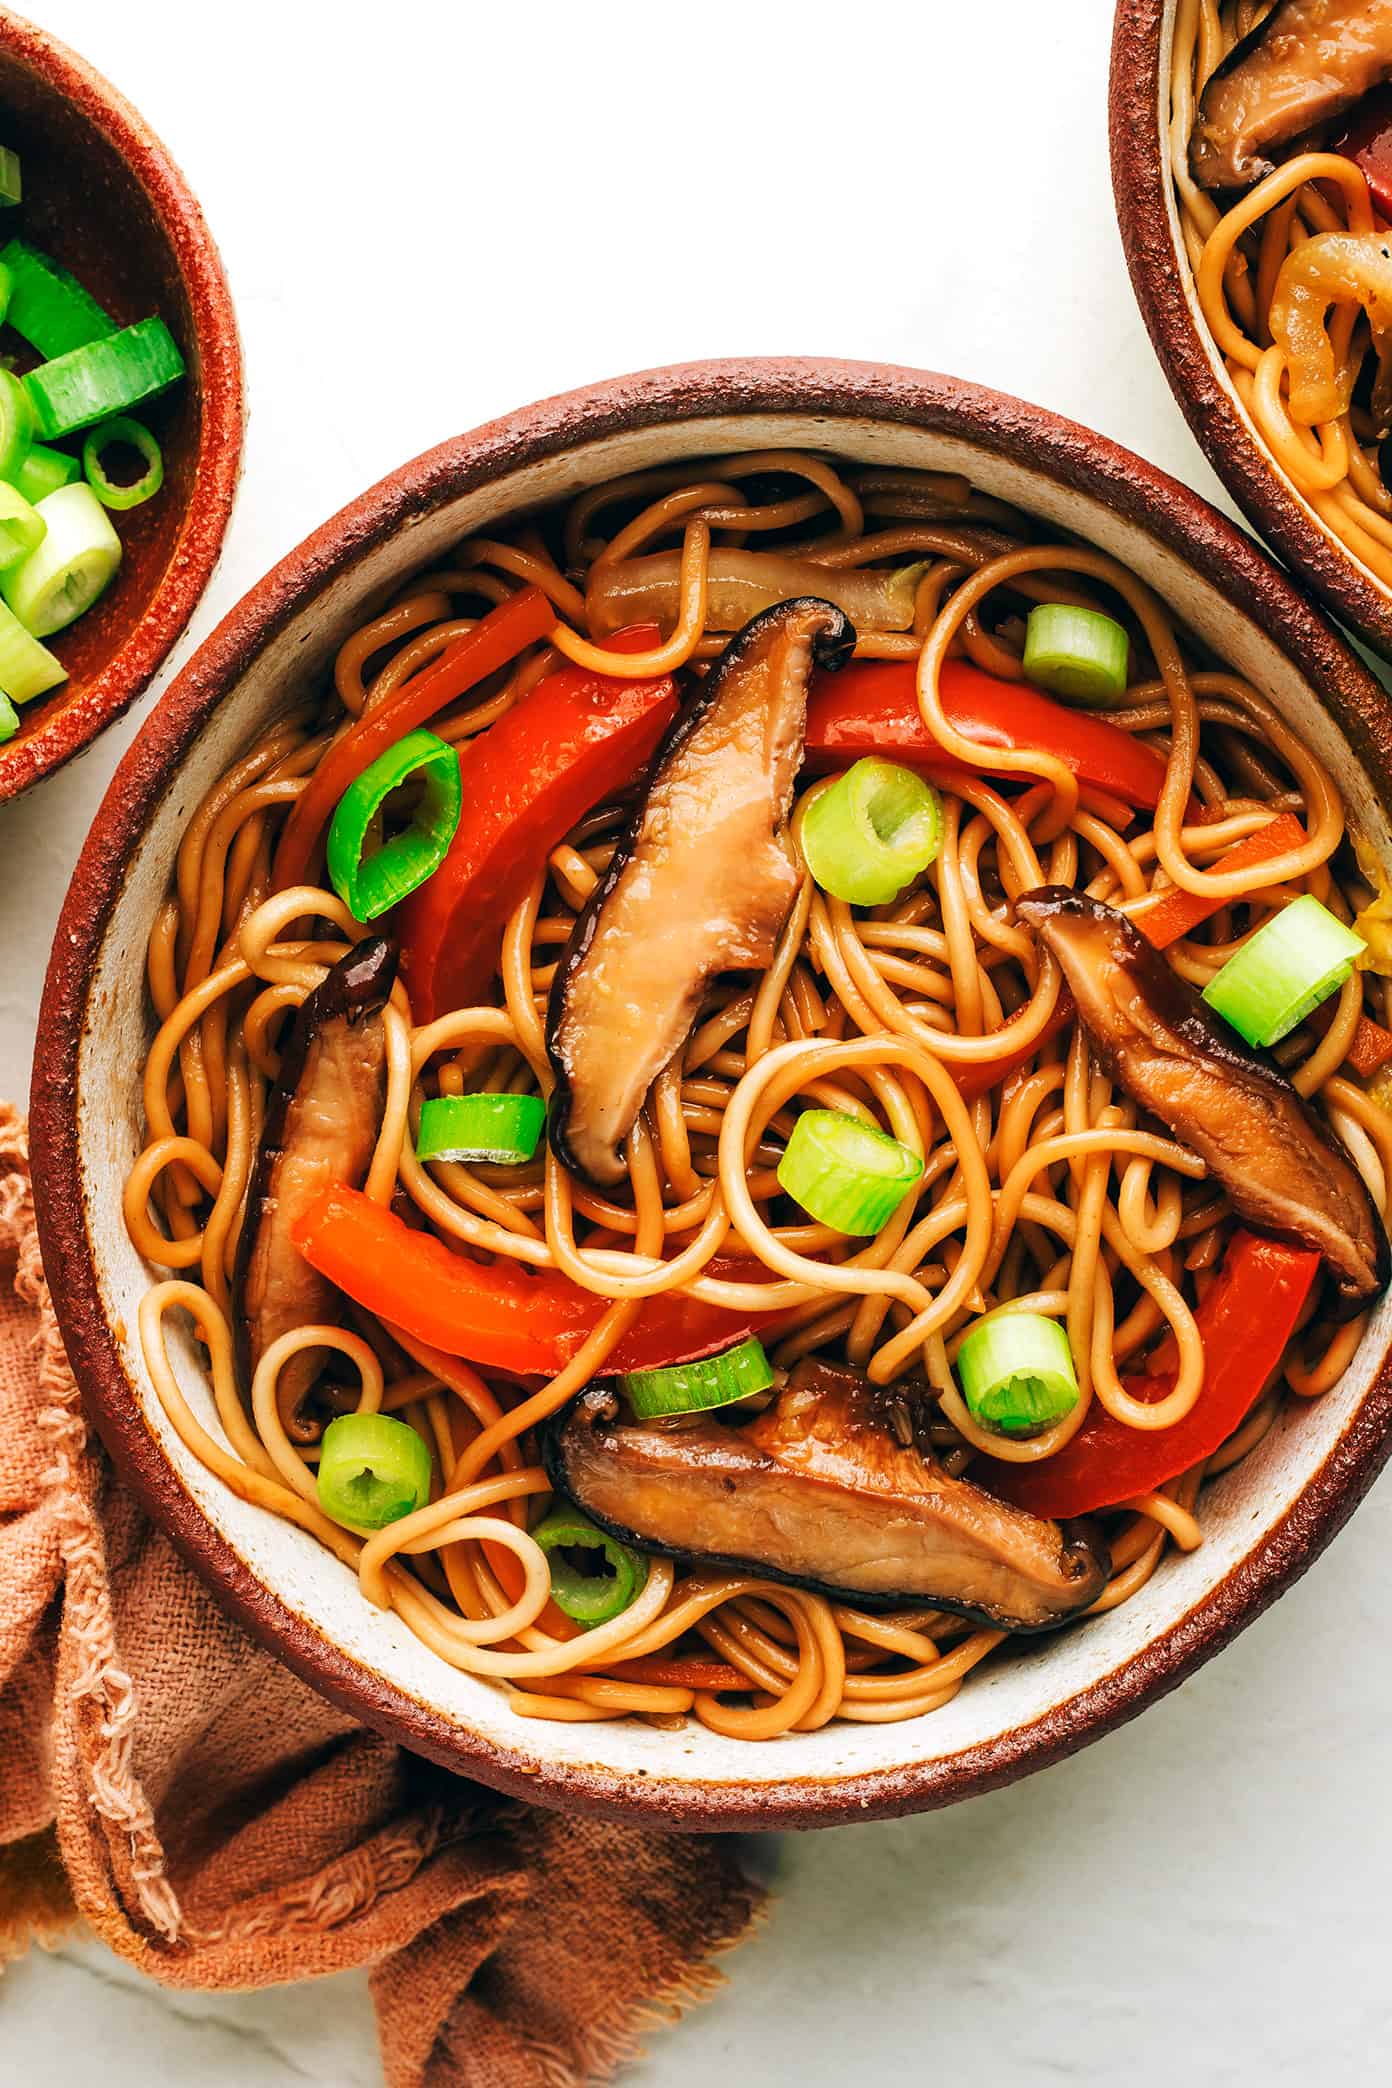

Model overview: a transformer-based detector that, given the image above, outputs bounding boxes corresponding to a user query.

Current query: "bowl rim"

[30,354,1392,1829]
[0,5,244,799]
[1109,0,1392,657]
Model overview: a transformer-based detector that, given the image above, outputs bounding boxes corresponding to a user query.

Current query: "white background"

[5,2,1391,2082]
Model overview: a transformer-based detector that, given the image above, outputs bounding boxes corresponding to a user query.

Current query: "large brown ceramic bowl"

[1111,0,1392,659]
[0,9,242,799]
[30,359,1392,1829]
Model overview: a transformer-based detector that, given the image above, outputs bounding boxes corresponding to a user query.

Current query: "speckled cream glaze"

[0,7,243,799]
[1111,0,1392,658]
[31,361,1392,1829]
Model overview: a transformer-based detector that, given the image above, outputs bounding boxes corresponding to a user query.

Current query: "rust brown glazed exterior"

[0,8,243,799]
[1110,0,1392,658]
[30,358,1392,1830]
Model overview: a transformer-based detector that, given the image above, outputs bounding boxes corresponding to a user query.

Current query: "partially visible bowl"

[29,358,1392,1829]
[1110,0,1392,659]
[0,8,242,799]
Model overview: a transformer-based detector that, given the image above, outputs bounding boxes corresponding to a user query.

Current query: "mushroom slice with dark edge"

[542,1361,1110,1632]
[546,597,854,1189]
[1017,887,1389,1306]
[1189,0,1392,191]
[234,936,398,1440]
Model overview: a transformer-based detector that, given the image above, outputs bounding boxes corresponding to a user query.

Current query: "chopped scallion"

[316,1411,432,1530]
[0,237,113,358]
[327,727,462,921]
[11,441,79,504]
[0,367,33,484]
[83,414,163,510]
[24,315,184,437]
[1201,894,1367,1047]
[621,1335,775,1419]
[776,1107,923,1235]
[801,758,943,906]
[0,597,64,702]
[0,148,21,208]
[956,1311,1080,1437]
[0,482,44,571]
[415,1092,546,1167]
[1,482,120,635]
[1022,603,1130,707]
[531,1510,648,1627]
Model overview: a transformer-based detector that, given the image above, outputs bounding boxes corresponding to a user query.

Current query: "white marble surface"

[3,1,1392,2081]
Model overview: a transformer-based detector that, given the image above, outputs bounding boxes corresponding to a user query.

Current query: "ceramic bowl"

[29,358,1392,1828]
[1111,0,1392,658]
[0,8,243,799]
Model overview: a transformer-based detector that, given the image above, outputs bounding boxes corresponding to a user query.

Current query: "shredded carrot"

[606,1654,749,1691]
[1133,811,1307,950]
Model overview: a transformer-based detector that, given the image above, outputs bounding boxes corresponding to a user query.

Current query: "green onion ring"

[83,414,164,510]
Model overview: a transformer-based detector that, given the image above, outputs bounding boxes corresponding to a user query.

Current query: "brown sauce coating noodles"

[125,447,1388,1738]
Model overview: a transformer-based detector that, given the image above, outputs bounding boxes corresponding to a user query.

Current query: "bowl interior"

[0,24,236,797]
[67,408,1392,1818]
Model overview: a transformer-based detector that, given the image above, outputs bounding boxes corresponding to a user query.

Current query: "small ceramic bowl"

[30,358,1392,1829]
[1111,0,1392,658]
[0,9,243,799]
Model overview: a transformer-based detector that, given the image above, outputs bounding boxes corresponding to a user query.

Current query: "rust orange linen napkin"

[0,1104,762,2084]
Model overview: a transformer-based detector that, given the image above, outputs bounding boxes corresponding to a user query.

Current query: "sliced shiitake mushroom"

[1017,887,1388,1306]
[234,936,398,1441]
[1190,0,1392,191]
[546,597,854,1189]
[542,1361,1111,1633]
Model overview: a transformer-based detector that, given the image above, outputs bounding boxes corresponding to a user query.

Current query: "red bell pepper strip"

[292,1185,791,1378]
[397,628,678,1020]
[804,659,1175,813]
[273,586,557,894]
[952,997,1074,1103]
[1334,84,1392,219]
[983,1232,1320,1519]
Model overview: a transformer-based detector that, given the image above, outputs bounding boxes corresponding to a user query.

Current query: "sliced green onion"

[1,483,120,635]
[1201,893,1366,1047]
[416,1092,546,1166]
[776,1107,923,1235]
[621,1335,775,1419]
[801,758,943,906]
[956,1310,1080,1438]
[326,727,462,922]
[0,482,44,571]
[0,598,64,702]
[316,1411,432,1530]
[0,260,11,326]
[1022,603,1130,707]
[24,315,184,438]
[83,414,163,509]
[0,691,17,743]
[531,1510,648,1627]
[0,149,21,208]
[0,368,33,484]
[12,441,79,503]
[0,238,113,358]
